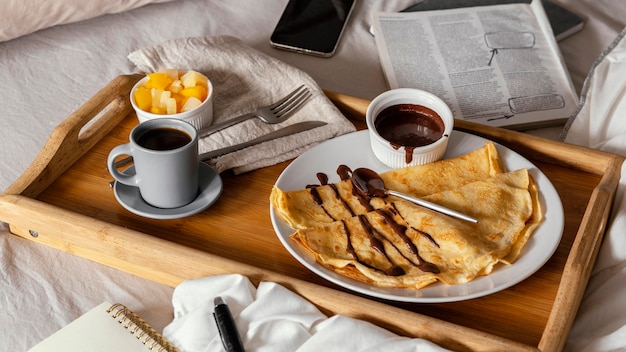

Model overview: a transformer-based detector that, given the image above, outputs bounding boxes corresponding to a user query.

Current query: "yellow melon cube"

[158,68,179,81]
[134,86,152,111]
[150,106,166,114]
[179,85,207,102]
[147,72,173,90]
[172,93,185,110]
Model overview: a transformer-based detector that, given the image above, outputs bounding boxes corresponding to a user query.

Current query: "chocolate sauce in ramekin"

[374,104,446,163]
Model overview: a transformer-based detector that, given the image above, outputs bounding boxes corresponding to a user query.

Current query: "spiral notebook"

[27,302,179,352]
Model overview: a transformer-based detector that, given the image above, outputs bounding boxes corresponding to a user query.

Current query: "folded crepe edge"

[289,169,542,289]
[270,142,505,231]
[500,173,543,264]
[273,143,544,290]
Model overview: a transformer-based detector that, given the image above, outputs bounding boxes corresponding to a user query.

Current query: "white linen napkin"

[162,274,449,352]
[128,36,356,174]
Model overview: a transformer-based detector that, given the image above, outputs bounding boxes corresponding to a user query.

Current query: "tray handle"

[4,74,144,198]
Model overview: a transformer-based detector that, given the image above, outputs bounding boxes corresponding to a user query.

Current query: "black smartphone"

[270,0,356,58]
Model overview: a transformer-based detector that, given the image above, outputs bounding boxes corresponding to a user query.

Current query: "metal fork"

[198,84,312,138]
[113,85,312,169]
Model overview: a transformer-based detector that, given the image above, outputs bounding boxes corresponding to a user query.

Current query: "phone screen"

[270,0,356,57]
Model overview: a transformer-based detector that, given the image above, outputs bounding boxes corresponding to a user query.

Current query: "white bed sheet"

[1,0,625,351]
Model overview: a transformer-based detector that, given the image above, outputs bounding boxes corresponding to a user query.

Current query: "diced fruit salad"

[133,69,209,115]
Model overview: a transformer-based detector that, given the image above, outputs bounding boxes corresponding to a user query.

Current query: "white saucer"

[113,163,223,219]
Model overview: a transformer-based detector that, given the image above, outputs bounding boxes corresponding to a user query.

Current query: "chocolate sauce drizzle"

[305,164,441,275]
[338,165,375,212]
[342,220,358,259]
[336,165,352,181]
[306,170,355,221]
[390,203,440,248]
[357,215,405,276]
[305,184,336,220]
[307,186,323,205]
[375,209,440,274]
[413,227,440,248]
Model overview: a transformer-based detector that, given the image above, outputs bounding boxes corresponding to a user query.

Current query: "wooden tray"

[1,74,622,351]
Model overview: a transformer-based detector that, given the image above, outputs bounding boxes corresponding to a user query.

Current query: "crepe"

[270,142,504,229]
[270,143,543,289]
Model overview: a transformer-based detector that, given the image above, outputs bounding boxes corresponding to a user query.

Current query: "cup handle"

[107,144,138,186]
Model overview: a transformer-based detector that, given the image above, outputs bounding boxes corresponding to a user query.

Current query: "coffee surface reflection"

[137,127,192,151]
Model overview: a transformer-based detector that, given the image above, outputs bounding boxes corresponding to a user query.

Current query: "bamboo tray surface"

[1,74,622,352]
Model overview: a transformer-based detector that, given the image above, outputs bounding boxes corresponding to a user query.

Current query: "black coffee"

[137,127,192,151]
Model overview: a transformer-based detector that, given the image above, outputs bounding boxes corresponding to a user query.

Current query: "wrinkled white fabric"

[0,0,173,43]
[163,275,449,352]
[561,27,626,351]
[128,36,356,174]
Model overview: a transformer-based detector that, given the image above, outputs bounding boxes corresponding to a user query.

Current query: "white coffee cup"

[107,118,199,208]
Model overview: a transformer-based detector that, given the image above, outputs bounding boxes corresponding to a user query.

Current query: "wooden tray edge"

[539,155,623,350]
[0,194,535,352]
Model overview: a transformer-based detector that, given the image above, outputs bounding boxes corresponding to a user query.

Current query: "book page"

[372,0,578,130]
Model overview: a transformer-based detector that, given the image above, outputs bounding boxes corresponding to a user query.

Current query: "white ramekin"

[366,88,454,169]
[130,73,214,130]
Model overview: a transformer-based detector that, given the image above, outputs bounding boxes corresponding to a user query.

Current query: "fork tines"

[271,85,312,117]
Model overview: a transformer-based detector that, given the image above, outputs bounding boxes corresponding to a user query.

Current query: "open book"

[393,0,584,41]
[27,302,179,352]
[371,0,579,130]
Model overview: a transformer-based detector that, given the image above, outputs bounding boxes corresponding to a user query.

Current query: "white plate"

[270,130,564,303]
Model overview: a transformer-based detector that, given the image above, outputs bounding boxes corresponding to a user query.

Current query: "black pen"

[213,296,246,352]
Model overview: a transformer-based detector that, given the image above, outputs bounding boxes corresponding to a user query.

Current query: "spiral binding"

[106,303,179,352]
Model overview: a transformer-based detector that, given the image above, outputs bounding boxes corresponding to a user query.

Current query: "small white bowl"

[130,74,214,130]
[366,88,454,169]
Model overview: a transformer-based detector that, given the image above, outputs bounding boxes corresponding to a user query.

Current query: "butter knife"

[108,121,327,187]
[199,120,327,160]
